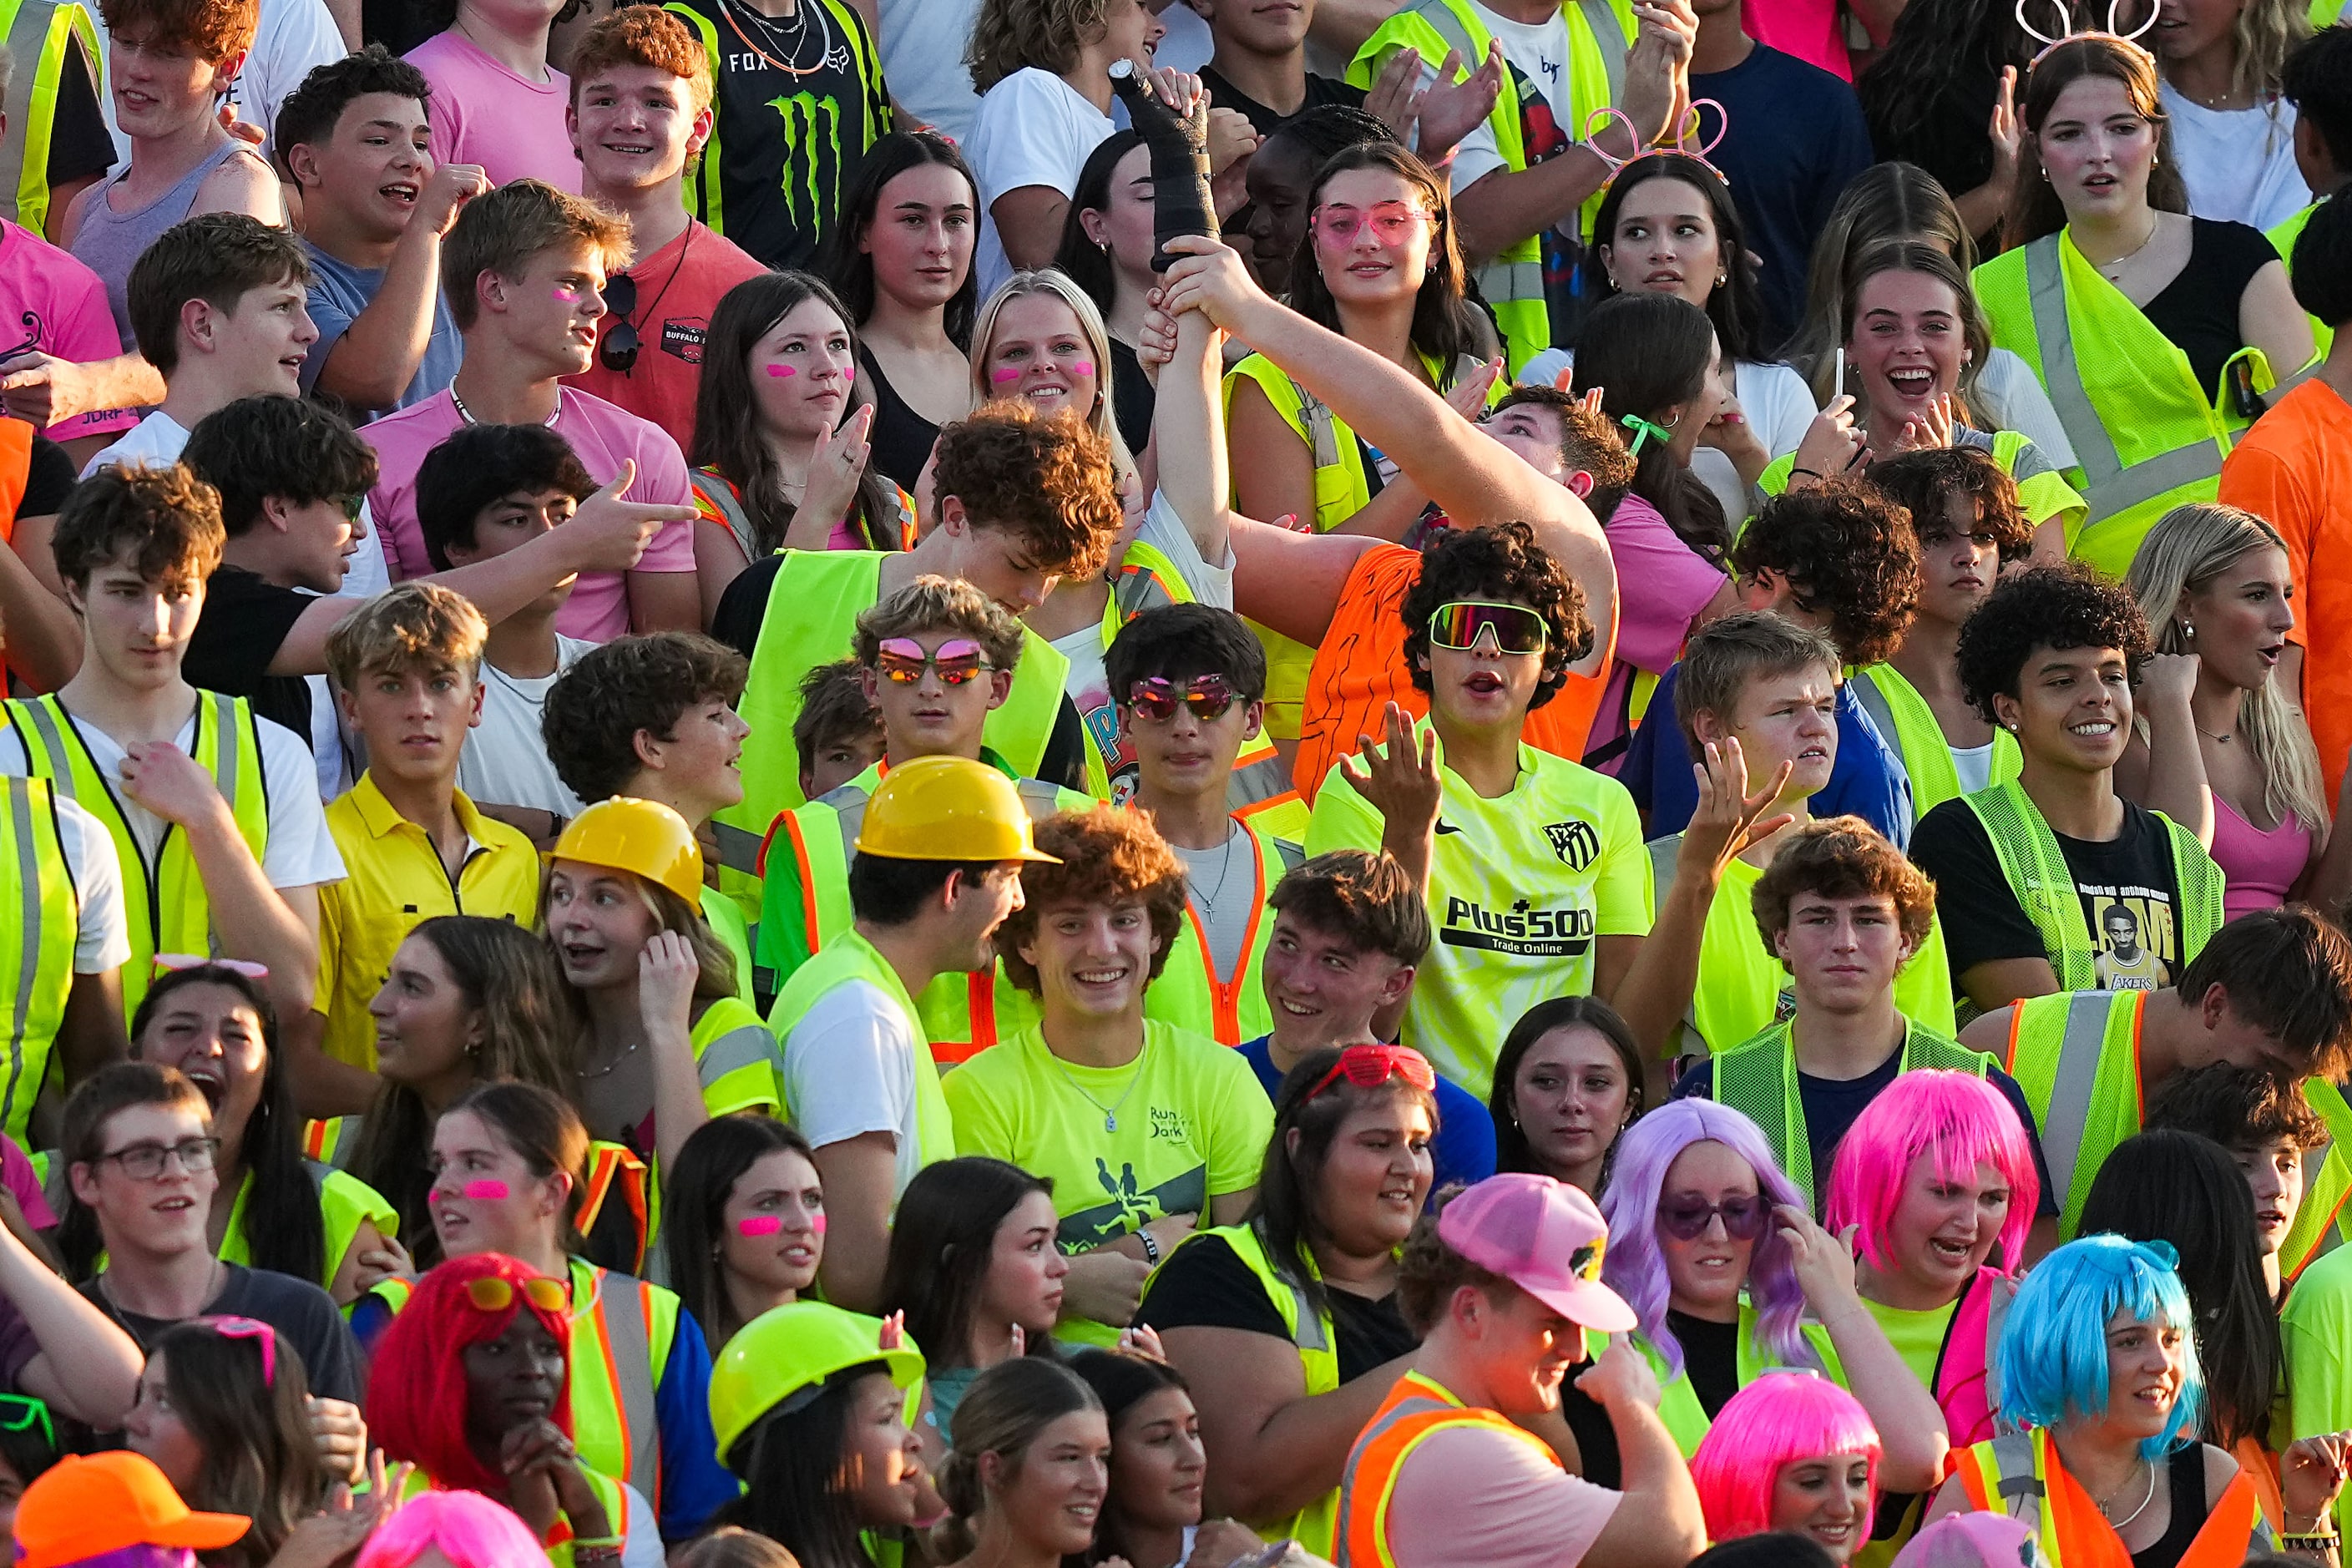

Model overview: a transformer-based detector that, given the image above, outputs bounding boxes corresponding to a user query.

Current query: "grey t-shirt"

[300,240,463,417]
[1171,830,1256,979]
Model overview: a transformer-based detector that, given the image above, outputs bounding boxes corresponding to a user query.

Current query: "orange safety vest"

[1336,1370,1564,1568]
[1952,1429,2272,1568]
[0,419,36,691]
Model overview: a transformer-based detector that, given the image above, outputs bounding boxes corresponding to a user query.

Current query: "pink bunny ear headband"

[1580,98,1732,190]
[2016,0,2158,68]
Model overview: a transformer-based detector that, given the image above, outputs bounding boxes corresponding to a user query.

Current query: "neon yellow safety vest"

[690,994,785,1119]
[1713,1018,1993,1204]
[2269,202,2334,359]
[0,0,99,234]
[762,760,1078,1065]
[398,1459,631,1568]
[564,1253,678,1515]
[1636,1302,1834,1456]
[1346,0,1636,371]
[2002,990,2148,1237]
[1144,815,1302,1046]
[768,927,957,1170]
[2313,0,2344,26]
[1960,779,2224,992]
[701,885,753,1001]
[1974,232,2273,576]
[712,549,1071,917]
[218,1161,399,1298]
[1758,430,2085,549]
[0,776,80,1145]
[2278,1078,2352,1283]
[1154,1221,1341,1556]
[4,691,269,1017]
[1848,664,2023,821]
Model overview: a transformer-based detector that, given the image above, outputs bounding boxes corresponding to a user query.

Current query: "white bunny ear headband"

[2016,0,2159,67]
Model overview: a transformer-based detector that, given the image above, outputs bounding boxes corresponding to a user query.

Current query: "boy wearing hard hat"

[311,583,543,1110]
[768,755,1060,1312]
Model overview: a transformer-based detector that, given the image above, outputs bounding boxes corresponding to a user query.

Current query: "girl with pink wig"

[1692,1373,1884,1563]
[356,1493,550,1568]
[1592,1100,1945,1496]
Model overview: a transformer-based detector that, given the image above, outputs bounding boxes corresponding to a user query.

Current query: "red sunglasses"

[1302,1044,1437,1103]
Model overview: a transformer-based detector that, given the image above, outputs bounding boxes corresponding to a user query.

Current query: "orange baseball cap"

[15,1452,251,1568]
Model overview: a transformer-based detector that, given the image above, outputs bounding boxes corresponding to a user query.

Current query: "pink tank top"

[2213,793,2313,920]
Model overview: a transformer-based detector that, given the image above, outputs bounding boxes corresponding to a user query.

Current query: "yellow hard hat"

[853,755,1061,863]
[551,797,704,903]
[708,1302,926,1466]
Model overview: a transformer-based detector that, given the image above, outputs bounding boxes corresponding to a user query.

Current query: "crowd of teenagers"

[18,0,2352,1565]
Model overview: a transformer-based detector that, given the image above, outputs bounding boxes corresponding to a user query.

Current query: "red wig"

[367,1253,573,1496]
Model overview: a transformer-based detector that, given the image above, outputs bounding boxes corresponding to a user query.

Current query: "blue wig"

[1996,1234,2204,1459]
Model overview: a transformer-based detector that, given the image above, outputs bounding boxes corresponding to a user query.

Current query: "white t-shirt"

[51,795,131,973]
[616,1482,661,1568]
[782,978,925,1199]
[1951,740,1997,797]
[878,0,983,143]
[455,636,594,821]
[0,704,345,892]
[1974,347,2080,472]
[1154,2,1213,74]
[967,67,1115,301]
[1449,0,1576,191]
[2159,84,2311,234]
[1050,489,1236,803]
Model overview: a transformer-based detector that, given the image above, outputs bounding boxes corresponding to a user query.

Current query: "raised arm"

[0,1217,142,1425]
[1151,305,1232,567]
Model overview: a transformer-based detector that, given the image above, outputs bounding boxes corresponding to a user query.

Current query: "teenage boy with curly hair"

[2147,1064,2331,1295]
[1622,478,1922,848]
[1914,562,2227,1014]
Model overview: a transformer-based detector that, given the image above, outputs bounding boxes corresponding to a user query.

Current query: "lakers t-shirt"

[1305,725,1651,1099]
[943,1020,1275,1344]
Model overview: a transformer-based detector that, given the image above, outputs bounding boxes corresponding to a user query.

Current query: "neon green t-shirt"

[1655,840,1959,1055]
[2284,1239,2352,1526]
[1305,723,1652,1099]
[943,1019,1276,1345]
[1813,1293,1957,1395]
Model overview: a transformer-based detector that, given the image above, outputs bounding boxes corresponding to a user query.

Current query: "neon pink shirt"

[0,1134,53,1229]
[402,30,581,192]
[1743,0,1850,78]
[363,385,697,641]
[1383,1419,1621,1568]
[0,221,140,444]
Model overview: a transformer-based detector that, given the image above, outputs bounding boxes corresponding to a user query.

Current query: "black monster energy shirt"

[665,0,889,270]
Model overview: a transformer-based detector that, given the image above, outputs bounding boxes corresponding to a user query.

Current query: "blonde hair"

[541,863,739,1005]
[2213,0,2312,102]
[965,0,1114,94]
[325,581,488,691]
[969,269,1137,487]
[2126,503,2325,832]
[854,574,1026,671]
[443,180,635,331]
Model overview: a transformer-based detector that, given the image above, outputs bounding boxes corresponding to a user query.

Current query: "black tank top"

[2128,1444,2212,1568]
[859,347,942,495]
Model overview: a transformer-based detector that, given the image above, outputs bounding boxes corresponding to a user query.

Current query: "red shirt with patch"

[569,218,767,456]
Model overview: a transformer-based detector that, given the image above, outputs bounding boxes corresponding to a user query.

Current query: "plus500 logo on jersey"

[1439,897,1594,956]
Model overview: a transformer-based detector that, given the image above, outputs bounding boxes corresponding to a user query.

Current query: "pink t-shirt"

[364,385,697,641]
[1383,1421,1621,1568]
[1605,492,1728,675]
[402,30,581,192]
[0,222,140,444]
[0,1134,54,1229]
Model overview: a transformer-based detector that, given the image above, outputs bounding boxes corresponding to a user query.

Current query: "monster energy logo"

[767,91,842,230]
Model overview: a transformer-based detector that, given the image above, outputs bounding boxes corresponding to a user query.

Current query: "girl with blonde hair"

[2152,0,2313,230]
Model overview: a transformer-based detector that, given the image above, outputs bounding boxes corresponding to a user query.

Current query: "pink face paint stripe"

[989,367,1022,383]
[766,363,796,377]
[842,366,854,382]
[463,1179,510,1201]
[811,1213,827,1234]
[737,1215,783,1237]
[1069,362,1095,378]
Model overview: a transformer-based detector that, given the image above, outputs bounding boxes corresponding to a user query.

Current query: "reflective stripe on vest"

[2005,990,2140,1237]
[1712,1019,1991,1203]
[0,0,98,233]
[691,468,915,559]
[1143,816,1299,1045]
[1961,780,2224,993]
[768,927,955,1167]
[1955,1428,2272,1568]
[565,1256,670,1510]
[0,776,76,1145]
[1160,1222,1341,1555]
[1337,1371,1560,1568]
[2277,1076,2352,1282]
[6,691,269,1017]
[1849,665,2022,822]
[690,995,784,1112]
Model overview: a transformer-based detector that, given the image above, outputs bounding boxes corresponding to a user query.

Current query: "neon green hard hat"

[708,1302,927,1466]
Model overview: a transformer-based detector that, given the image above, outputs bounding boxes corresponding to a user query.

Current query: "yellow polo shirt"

[316,774,543,1069]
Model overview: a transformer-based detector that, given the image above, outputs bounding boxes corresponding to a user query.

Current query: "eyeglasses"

[874,637,994,686]
[1125,675,1238,723]
[599,272,639,374]
[1427,601,1550,655]
[205,1317,277,1387]
[154,954,269,981]
[0,1395,54,1456]
[464,1275,570,1314]
[1657,1193,1770,1242]
[1302,1044,1437,1103]
[96,1136,220,1181]
[1308,201,1434,248]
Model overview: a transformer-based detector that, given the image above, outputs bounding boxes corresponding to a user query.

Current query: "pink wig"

[1690,1373,1882,1543]
[357,1493,549,1568]
[1822,1069,2038,1275]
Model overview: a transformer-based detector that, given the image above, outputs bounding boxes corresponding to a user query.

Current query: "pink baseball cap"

[1437,1172,1637,1333]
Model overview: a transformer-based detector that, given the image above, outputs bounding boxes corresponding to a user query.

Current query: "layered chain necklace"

[721,0,845,78]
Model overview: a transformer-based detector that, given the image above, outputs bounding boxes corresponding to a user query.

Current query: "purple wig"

[1822,1070,2038,1276]
[1598,1099,1812,1378]
[1691,1373,1882,1543]
[47,1550,199,1568]
[355,1494,548,1568]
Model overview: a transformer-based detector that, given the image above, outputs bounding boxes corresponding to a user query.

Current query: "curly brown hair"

[1955,561,2150,726]
[1748,816,1938,964]
[1729,479,1920,668]
[53,462,225,594]
[2146,1064,2330,1154]
[932,400,1120,583]
[542,632,750,805]
[994,807,1188,997]
[1399,522,1592,712]
[965,0,1115,94]
[1864,447,2035,566]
